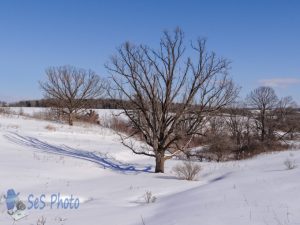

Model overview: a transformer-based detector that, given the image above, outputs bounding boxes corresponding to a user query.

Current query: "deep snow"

[0,112,299,225]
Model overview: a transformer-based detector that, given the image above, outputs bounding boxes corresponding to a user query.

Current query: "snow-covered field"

[8,107,122,119]
[0,111,300,225]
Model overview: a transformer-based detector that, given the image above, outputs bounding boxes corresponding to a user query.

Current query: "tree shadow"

[264,169,288,172]
[208,172,232,183]
[155,175,179,180]
[4,132,152,173]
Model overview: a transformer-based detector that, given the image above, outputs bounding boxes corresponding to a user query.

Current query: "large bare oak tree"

[40,65,105,125]
[107,28,238,173]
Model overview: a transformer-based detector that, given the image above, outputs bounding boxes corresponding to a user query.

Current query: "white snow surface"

[0,112,300,225]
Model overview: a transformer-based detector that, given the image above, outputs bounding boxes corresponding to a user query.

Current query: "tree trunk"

[155,152,165,173]
[261,112,265,142]
[68,113,74,126]
[261,124,265,142]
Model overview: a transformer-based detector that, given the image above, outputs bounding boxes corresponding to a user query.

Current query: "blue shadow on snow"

[4,132,152,173]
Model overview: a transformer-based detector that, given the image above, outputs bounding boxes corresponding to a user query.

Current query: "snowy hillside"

[0,113,299,225]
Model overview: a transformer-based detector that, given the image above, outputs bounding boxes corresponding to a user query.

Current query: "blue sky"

[0,0,299,103]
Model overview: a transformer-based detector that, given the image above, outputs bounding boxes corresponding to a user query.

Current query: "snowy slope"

[0,113,299,225]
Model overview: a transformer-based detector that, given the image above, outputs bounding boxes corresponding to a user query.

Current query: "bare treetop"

[247,86,278,110]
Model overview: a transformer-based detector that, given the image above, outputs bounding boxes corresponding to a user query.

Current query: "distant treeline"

[0,101,8,107]
[3,99,300,112]
[6,99,128,109]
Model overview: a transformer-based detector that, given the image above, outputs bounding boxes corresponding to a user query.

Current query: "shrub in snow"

[31,109,58,122]
[203,134,237,162]
[173,161,201,181]
[0,107,12,115]
[45,124,56,131]
[110,116,132,134]
[284,158,296,170]
[144,191,156,204]
[77,110,100,125]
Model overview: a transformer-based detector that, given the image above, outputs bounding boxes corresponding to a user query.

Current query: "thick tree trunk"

[155,152,165,173]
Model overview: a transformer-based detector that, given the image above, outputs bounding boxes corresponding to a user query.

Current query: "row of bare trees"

[197,88,299,162]
[39,28,298,173]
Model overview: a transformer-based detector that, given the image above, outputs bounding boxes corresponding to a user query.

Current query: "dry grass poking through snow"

[36,216,46,225]
[284,158,296,170]
[143,191,157,204]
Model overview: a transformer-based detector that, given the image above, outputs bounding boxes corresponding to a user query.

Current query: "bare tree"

[225,102,255,159]
[247,86,278,142]
[226,102,249,147]
[275,96,298,140]
[276,96,297,121]
[107,28,238,173]
[40,65,105,125]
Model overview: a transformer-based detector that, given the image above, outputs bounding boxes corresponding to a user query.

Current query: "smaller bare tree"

[40,65,105,125]
[275,96,298,140]
[247,86,278,142]
[276,96,297,121]
[226,102,253,148]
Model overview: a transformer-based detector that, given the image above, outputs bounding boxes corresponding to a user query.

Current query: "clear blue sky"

[0,0,299,103]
